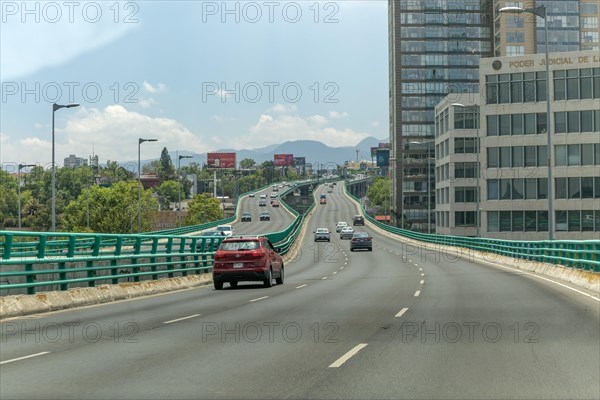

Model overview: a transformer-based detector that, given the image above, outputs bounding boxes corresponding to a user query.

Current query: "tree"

[240,158,256,169]
[63,181,158,233]
[367,177,391,213]
[159,147,175,181]
[185,193,224,225]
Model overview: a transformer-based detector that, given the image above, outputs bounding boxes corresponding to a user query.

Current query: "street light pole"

[499,4,552,239]
[138,138,158,233]
[51,103,79,231]
[18,163,36,229]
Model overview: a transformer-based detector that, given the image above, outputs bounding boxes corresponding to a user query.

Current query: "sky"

[0,1,388,168]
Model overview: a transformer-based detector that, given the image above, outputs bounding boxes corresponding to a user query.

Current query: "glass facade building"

[388,0,494,232]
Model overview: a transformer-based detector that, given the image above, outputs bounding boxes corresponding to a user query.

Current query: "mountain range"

[138,136,388,168]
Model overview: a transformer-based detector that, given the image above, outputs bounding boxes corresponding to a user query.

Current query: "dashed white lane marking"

[296,284,307,289]
[333,271,338,275]
[421,273,425,276]
[322,277,328,280]
[414,264,419,267]
[249,296,269,302]
[163,314,201,324]
[0,352,51,365]
[419,268,423,271]
[414,290,421,297]
[395,307,409,318]
[329,344,369,368]
[340,266,344,270]
[420,280,425,284]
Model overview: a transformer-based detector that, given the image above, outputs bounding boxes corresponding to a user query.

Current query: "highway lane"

[1,181,599,399]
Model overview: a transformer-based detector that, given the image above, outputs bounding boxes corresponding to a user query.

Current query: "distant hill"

[134,137,387,168]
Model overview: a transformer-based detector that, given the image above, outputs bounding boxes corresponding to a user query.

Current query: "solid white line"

[414,290,421,297]
[395,307,409,318]
[249,296,269,302]
[163,314,201,324]
[0,352,51,365]
[420,280,424,284]
[322,277,328,280]
[329,343,368,368]
[296,284,307,289]
[477,258,600,302]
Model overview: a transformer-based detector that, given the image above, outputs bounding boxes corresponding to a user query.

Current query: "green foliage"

[367,177,391,213]
[63,181,158,233]
[239,158,256,169]
[185,193,224,225]
[155,180,180,205]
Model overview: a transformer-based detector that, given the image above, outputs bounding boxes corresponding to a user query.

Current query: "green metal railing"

[0,179,329,295]
[344,184,600,272]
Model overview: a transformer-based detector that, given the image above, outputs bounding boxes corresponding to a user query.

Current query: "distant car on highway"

[314,228,331,242]
[216,224,234,236]
[270,192,278,199]
[340,226,354,239]
[248,193,255,198]
[260,193,267,199]
[212,236,284,290]
[350,232,372,251]
[259,200,267,207]
[336,221,348,232]
[353,215,364,226]
[241,212,252,222]
[271,200,280,207]
[320,198,327,205]
[260,212,271,221]
[201,230,225,237]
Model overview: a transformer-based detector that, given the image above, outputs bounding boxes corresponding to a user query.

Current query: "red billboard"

[207,152,236,169]
[274,154,293,166]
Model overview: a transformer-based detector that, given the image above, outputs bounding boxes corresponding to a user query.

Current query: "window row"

[453,106,479,130]
[436,187,450,204]
[455,186,479,203]
[436,139,450,159]
[486,113,547,136]
[554,110,600,133]
[486,72,547,104]
[454,137,479,154]
[455,211,477,227]
[487,211,548,232]
[436,211,450,228]
[487,178,549,200]
[553,68,600,100]
[555,143,600,166]
[555,177,600,199]
[487,146,548,168]
[556,210,600,232]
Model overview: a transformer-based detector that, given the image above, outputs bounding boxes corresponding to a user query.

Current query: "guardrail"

[344,184,600,272]
[0,179,330,295]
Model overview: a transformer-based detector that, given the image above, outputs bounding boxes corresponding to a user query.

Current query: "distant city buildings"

[63,154,88,168]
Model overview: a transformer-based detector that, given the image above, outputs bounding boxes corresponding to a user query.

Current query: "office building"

[63,154,88,168]
[435,50,600,239]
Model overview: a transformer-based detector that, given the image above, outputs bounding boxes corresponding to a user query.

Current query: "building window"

[488,211,499,232]
[488,180,499,200]
[555,177,567,199]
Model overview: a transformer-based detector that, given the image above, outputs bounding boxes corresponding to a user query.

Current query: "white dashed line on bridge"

[163,314,201,324]
[249,296,269,302]
[395,307,409,318]
[322,277,328,280]
[414,290,421,297]
[421,273,425,276]
[329,344,369,368]
[0,352,51,365]
[333,271,338,275]
[420,280,424,284]
[296,284,307,289]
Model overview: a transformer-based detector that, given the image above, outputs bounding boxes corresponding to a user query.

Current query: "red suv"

[212,237,284,290]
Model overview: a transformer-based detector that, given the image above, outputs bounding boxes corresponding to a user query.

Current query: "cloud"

[371,121,380,128]
[143,81,167,94]
[1,106,211,165]
[268,104,298,114]
[227,113,370,149]
[328,111,349,119]
[138,98,156,108]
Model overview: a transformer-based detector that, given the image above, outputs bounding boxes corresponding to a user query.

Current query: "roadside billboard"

[274,154,294,166]
[293,156,305,167]
[376,149,390,167]
[207,152,236,169]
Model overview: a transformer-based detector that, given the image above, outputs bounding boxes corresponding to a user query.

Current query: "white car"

[216,225,234,237]
[340,227,354,239]
[335,221,348,233]
[270,192,278,198]
[260,194,267,199]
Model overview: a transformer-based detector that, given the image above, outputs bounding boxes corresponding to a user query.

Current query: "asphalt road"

[1,182,599,399]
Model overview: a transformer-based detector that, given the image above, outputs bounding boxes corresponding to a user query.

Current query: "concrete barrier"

[0,274,212,320]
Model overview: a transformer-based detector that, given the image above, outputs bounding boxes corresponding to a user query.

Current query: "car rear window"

[219,241,260,251]
[353,232,368,238]
[217,226,232,232]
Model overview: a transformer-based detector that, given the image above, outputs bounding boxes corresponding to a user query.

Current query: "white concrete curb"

[0,274,212,320]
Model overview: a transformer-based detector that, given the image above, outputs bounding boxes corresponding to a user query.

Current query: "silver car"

[339,227,354,239]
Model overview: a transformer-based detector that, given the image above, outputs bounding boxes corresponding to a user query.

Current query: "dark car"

[314,228,331,242]
[212,237,284,289]
[259,200,267,207]
[320,198,326,205]
[350,232,372,251]
[353,215,364,226]
[241,212,252,222]
[260,212,271,221]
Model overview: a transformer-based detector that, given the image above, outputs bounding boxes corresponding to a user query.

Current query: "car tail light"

[214,250,225,259]
[351,238,358,242]
[250,250,266,258]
